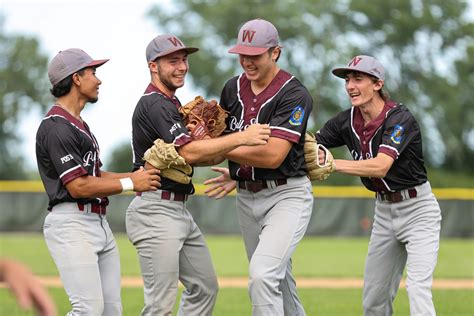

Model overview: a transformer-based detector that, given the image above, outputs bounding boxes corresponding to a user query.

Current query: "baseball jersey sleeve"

[45,123,88,185]
[315,112,348,149]
[147,100,191,146]
[379,107,419,160]
[269,85,313,143]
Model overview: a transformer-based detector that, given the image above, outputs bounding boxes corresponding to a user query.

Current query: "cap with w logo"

[228,18,281,56]
[332,55,385,80]
[146,34,199,62]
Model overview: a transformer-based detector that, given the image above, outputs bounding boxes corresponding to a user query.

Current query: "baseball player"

[35,48,160,315]
[125,34,270,316]
[204,19,314,316]
[316,55,442,315]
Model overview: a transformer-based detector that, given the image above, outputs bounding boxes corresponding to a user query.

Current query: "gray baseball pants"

[236,176,313,316]
[43,203,122,316]
[126,190,218,316]
[363,182,442,316]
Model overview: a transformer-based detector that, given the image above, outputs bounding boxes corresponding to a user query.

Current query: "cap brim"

[228,45,270,56]
[87,59,109,68]
[331,67,351,78]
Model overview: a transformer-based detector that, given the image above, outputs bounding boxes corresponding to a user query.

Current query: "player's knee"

[249,268,275,295]
[406,281,432,299]
[70,298,104,316]
[363,296,392,316]
[201,275,219,298]
[103,301,123,316]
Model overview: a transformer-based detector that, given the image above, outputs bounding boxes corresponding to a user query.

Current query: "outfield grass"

[0,233,472,278]
[1,234,473,315]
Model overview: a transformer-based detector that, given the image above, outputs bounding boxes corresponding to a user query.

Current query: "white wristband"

[119,177,134,192]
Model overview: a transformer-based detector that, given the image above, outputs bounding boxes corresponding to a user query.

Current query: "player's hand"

[318,147,326,165]
[0,259,57,316]
[131,167,161,191]
[240,124,270,146]
[204,167,236,199]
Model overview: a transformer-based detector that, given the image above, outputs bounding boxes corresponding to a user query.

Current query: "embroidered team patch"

[390,124,404,144]
[289,106,304,126]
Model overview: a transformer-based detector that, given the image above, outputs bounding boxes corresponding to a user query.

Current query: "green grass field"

[1,233,473,315]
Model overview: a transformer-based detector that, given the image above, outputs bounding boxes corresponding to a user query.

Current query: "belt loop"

[401,189,408,200]
[266,180,273,190]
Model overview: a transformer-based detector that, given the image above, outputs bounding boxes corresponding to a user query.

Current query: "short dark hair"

[368,75,389,101]
[50,68,86,98]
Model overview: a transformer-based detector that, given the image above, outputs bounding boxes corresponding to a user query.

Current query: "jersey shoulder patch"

[289,105,305,126]
[390,124,404,144]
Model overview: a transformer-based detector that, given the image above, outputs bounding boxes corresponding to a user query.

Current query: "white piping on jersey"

[235,73,295,126]
[143,91,160,97]
[236,75,245,121]
[43,114,95,143]
[173,132,191,146]
[350,107,361,144]
[379,178,394,192]
[256,75,294,123]
[59,164,82,179]
[235,73,294,182]
[44,114,101,179]
[271,126,301,137]
[131,137,136,165]
[379,144,400,157]
[369,109,397,193]
[143,90,177,102]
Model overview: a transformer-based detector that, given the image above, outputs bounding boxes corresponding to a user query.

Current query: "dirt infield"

[4,277,471,289]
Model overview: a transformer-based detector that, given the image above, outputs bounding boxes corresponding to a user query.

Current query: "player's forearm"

[224,137,290,168]
[101,171,133,179]
[66,176,124,198]
[224,145,282,168]
[179,134,248,164]
[334,155,393,178]
[192,156,225,167]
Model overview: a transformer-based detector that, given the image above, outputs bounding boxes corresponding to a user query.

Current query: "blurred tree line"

[0,15,51,179]
[1,1,473,185]
[146,0,473,172]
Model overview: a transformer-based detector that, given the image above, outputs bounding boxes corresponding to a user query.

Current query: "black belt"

[136,191,187,201]
[376,188,417,203]
[77,203,107,215]
[238,179,287,193]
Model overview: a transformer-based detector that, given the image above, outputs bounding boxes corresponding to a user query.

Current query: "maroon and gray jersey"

[316,100,427,192]
[220,70,313,181]
[131,83,194,194]
[36,105,108,210]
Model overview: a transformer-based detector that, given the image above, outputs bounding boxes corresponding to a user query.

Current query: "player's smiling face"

[344,72,383,107]
[239,48,279,86]
[152,50,189,94]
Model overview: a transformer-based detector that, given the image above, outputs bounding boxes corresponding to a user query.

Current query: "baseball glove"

[304,132,336,181]
[179,96,228,139]
[143,139,192,184]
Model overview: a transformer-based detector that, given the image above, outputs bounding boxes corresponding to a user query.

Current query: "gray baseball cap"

[146,34,199,62]
[48,48,109,86]
[228,18,282,56]
[332,55,385,80]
